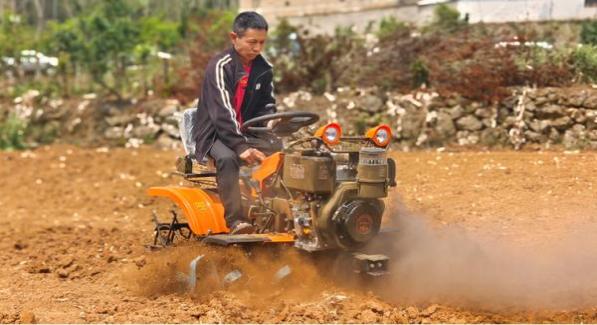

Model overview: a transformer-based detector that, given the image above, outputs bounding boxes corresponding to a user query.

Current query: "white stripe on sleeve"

[215,54,245,138]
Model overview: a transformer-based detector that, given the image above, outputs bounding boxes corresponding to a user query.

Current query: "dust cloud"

[371,198,597,310]
[122,197,597,312]
[121,243,333,303]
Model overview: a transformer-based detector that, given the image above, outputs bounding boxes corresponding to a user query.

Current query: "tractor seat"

[177,108,216,176]
[177,108,282,177]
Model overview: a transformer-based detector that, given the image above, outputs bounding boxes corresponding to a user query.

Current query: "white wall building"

[239,0,420,34]
[239,0,597,34]
[420,0,597,24]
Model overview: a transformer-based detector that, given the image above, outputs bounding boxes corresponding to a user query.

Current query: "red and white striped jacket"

[193,47,276,161]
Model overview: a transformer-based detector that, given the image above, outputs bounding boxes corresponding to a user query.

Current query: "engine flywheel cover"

[355,213,374,235]
[333,200,382,248]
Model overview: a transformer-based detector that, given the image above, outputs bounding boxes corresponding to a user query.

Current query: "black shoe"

[230,221,255,235]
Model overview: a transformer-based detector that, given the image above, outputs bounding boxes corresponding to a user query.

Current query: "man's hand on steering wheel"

[239,148,265,165]
[266,119,278,129]
[241,111,320,137]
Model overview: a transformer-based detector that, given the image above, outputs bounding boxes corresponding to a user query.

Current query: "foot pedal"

[352,253,389,276]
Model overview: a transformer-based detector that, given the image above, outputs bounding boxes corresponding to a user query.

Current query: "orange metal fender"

[147,186,229,235]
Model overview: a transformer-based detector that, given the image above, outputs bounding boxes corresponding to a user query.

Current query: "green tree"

[77,0,140,100]
[0,12,37,58]
[49,18,85,95]
[138,16,181,50]
[202,9,235,51]
[134,43,152,94]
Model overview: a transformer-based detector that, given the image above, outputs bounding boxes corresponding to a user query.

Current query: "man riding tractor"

[192,11,278,234]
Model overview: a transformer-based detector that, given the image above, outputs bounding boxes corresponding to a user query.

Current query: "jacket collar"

[229,47,272,82]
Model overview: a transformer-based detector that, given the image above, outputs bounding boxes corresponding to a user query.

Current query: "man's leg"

[209,139,242,227]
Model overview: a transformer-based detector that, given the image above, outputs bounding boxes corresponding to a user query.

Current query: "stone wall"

[280,86,597,150]
[3,86,596,151]
[4,91,184,149]
[392,87,596,150]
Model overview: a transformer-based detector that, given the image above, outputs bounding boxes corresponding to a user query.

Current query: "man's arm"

[203,58,250,156]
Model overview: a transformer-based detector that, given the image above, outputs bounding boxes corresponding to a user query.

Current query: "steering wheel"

[241,111,320,137]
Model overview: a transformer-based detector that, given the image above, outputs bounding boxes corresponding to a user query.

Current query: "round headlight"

[325,127,338,143]
[314,122,342,145]
[365,124,392,147]
[375,128,389,145]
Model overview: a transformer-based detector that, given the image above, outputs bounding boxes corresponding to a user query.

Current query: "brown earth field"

[1,144,596,323]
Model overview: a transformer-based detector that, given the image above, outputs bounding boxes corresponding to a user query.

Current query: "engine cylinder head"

[357,147,388,198]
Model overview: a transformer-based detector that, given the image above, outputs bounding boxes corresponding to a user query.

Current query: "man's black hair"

[233,11,268,37]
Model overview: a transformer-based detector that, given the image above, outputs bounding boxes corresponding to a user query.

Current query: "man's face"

[230,28,268,63]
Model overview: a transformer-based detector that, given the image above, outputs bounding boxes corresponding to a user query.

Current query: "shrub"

[419,31,575,102]
[269,19,300,56]
[512,42,573,87]
[168,9,235,103]
[428,4,467,33]
[27,121,60,145]
[580,20,597,45]
[268,24,365,94]
[377,16,410,42]
[571,45,597,83]
[0,114,27,150]
[411,59,429,87]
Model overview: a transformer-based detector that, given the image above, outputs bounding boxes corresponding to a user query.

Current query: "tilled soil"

[0,145,596,323]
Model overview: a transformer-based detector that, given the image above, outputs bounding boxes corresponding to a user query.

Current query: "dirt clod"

[359,309,379,323]
[58,257,74,268]
[407,306,420,319]
[57,268,70,279]
[19,311,36,324]
[28,264,51,274]
[133,256,146,268]
[421,304,439,317]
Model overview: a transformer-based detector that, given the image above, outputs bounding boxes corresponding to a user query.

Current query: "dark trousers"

[209,139,243,227]
[208,137,282,227]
